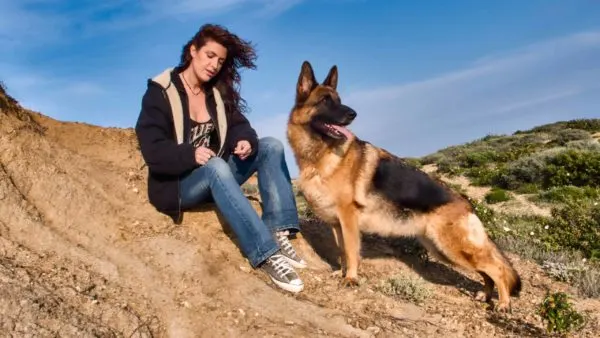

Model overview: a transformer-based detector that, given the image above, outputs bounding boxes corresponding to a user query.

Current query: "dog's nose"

[347,109,357,120]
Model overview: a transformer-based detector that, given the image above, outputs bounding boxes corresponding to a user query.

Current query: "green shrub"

[537,291,585,334]
[515,183,539,194]
[541,201,600,260]
[436,158,464,176]
[521,118,600,134]
[492,148,600,190]
[464,166,504,186]
[566,139,600,152]
[536,186,600,204]
[463,150,497,167]
[565,119,600,133]
[553,128,592,146]
[543,149,600,188]
[495,155,547,190]
[485,188,511,204]
[403,157,422,168]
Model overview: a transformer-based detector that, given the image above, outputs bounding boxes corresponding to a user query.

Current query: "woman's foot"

[274,230,307,269]
[260,250,304,293]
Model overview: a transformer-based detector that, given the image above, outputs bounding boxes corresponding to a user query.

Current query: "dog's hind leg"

[475,272,494,303]
[459,214,521,312]
[424,212,520,312]
[473,250,520,312]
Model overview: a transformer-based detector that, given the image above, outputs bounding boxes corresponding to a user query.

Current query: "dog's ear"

[322,65,338,90]
[296,61,317,104]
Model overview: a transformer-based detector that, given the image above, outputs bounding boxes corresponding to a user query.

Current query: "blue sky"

[1,0,600,177]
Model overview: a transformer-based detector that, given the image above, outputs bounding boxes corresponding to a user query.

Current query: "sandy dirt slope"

[1,98,599,337]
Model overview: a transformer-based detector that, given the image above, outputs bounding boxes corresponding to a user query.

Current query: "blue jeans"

[179,137,300,268]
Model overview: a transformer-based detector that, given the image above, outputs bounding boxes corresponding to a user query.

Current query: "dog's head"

[290,61,357,141]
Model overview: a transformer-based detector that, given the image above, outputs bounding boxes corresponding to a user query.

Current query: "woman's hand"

[233,140,252,160]
[195,146,216,165]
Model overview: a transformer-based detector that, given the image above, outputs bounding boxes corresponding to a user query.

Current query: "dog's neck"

[287,123,351,173]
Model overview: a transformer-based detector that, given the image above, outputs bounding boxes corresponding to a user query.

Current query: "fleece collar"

[151,68,228,156]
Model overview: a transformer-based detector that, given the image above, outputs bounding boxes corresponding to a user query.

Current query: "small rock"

[366,326,381,335]
[132,187,139,193]
[285,321,295,326]
[181,301,191,309]
[91,299,99,305]
[239,266,251,273]
[238,308,246,316]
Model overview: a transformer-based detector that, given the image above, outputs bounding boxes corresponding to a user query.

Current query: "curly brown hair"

[178,24,257,116]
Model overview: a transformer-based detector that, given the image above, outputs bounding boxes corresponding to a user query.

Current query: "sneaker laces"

[268,254,295,278]
[275,230,298,259]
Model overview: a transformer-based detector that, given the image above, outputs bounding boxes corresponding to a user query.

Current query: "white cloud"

[0,0,303,47]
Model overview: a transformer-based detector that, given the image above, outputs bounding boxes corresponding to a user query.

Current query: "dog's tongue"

[330,124,353,139]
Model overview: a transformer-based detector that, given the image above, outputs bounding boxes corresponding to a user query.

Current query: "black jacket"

[135,67,258,223]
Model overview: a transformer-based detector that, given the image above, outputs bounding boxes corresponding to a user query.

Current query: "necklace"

[181,73,202,96]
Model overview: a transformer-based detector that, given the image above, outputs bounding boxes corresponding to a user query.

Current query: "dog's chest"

[298,176,339,223]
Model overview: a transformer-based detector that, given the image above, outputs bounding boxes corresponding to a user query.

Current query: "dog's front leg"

[337,205,360,287]
[331,223,346,275]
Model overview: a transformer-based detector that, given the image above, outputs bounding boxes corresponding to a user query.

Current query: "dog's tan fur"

[287,61,521,311]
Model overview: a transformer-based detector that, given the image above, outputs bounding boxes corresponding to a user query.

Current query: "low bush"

[535,186,600,204]
[543,149,600,188]
[537,291,586,335]
[485,188,511,204]
[541,201,600,260]
[376,275,432,304]
[554,128,592,145]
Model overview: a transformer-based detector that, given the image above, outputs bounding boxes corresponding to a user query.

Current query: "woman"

[135,24,306,293]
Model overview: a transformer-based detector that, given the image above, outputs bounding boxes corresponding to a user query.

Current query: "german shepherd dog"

[286,61,521,311]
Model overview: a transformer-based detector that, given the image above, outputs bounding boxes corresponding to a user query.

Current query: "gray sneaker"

[261,251,304,293]
[274,230,307,269]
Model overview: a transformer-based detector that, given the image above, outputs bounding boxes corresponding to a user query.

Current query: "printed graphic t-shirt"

[189,118,215,150]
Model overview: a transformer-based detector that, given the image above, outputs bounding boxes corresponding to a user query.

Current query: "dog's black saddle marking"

[372,157,452,212]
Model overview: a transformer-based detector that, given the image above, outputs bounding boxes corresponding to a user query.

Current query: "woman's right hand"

[195,147,217,165]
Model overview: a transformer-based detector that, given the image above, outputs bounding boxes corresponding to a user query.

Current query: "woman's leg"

[228,136,306,268]
[179,156,304,292]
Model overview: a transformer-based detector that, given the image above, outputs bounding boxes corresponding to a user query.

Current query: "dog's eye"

[320,96,330,104]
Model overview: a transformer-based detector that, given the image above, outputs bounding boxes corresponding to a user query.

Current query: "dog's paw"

[495,302,512,314]
[475,291,490,303]
[331,270,344,277]
[340,276,360,288]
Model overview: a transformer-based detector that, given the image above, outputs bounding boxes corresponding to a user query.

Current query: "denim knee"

[259,136,284,154]
[204,157,234,179]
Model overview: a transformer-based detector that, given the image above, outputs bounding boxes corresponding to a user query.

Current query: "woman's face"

[190,40,227,84]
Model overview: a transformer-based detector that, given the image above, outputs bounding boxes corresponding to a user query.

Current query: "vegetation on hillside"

[419,118,600,300]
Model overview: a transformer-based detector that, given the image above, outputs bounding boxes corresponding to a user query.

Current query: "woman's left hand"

[234,140,252,160]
